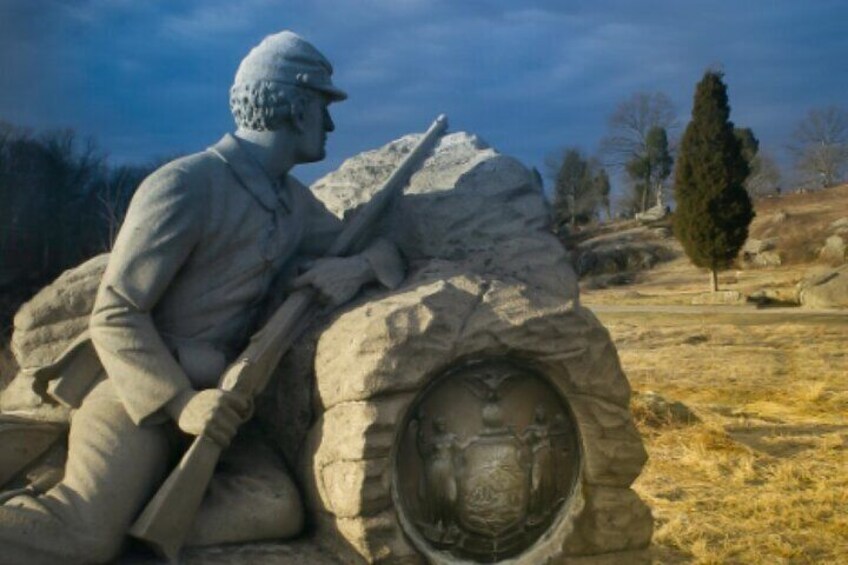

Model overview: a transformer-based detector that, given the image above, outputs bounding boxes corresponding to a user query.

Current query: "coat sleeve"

[292,176,405,289]
[89,164,202,426]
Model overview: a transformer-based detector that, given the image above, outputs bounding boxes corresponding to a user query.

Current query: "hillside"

[574,183,848,306]
[577,185,848,562]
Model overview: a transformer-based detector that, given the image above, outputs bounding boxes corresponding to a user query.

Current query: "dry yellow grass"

[593,310,848,564]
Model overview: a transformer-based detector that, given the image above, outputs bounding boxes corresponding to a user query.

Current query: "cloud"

[159,0,279,41]
[3,0,848,186]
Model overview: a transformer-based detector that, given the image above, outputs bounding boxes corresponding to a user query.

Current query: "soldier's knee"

[74,530,125,564]
[278,493,305,539]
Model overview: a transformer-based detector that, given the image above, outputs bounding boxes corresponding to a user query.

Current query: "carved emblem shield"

[458,437,528,537]
[394,359,581,562]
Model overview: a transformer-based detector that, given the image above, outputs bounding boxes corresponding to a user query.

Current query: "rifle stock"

[129,115,448,559]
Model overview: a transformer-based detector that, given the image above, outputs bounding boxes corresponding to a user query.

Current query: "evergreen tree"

[673,71,754,291]
[550,147,599,229]
[733,127,759,166]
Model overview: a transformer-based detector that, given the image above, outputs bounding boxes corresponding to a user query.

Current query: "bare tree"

[745,152,782,197]
[601,92,678,213]
[0,125,110,289]
[95,164,154,248]
[601,92,678,167]
[789,106,848,189]
[39,129,105,270]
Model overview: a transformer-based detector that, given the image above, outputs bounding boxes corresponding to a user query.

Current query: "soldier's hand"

[292,255,374,306]
[167,389,252,448]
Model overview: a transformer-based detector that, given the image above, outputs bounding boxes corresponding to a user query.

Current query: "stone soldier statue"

[0,31,403,564]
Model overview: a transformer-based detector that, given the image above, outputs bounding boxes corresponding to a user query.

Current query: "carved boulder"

[288,132,651,563]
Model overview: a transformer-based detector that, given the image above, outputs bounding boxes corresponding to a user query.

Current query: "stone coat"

[37,134,401,425]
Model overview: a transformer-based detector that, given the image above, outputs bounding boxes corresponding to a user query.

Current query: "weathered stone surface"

[631,391,699,427]
[748,250,782,268]
[1,256,107,420]
[573,225,676,280]
[798,265,848,309]
[305,396,412,520]
[11,254,107,371]
[562,486,653,556]
[310,131,577,298]
[819,235,846,263]
[569,394,648,487]
[747,287,799,306]
[326,511,424,564]
[124,539,347,564]
[691,290,746,305]
[310,273,628,411]
[301,270,648,563]
[634,203,667,222]
[741,238,782,268]
[575,243,673,278]
[742,237,776,255]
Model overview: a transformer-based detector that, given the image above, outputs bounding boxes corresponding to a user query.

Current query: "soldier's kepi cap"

[233,30,347,101]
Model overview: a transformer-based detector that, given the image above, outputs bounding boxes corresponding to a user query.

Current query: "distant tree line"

[0,122,160,327]
[547,92,848,229]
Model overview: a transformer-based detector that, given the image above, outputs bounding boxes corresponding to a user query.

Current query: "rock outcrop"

[741,238,782,268]
[310,132,577,298]
[798,265,848,309]
[819,235,846,264]
[1,254,107,419]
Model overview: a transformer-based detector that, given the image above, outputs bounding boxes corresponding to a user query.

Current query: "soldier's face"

[294,93,335,164]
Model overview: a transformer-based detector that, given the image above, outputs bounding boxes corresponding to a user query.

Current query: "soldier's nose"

[323,107,335,132]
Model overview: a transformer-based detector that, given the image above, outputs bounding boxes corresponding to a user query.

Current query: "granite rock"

[798,265,848,309]
[310,131,577,298]
[300,270,647,563]
[819,235,846,264]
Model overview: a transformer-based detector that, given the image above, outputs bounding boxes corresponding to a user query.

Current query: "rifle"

[129,114,448,560]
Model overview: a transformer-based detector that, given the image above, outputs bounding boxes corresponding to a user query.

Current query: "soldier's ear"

[290,99,308,133]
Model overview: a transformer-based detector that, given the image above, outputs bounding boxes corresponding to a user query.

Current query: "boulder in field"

[798,265,848,309]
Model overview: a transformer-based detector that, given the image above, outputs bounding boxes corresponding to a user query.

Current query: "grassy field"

[578,186,848,562]
[589,305,848,564]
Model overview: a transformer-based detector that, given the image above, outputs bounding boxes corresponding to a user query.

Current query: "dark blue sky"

[2,1,847,191]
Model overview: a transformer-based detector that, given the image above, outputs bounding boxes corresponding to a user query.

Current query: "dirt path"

[585,302,848,326]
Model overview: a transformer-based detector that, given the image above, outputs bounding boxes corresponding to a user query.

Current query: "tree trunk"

[710,269,718,292]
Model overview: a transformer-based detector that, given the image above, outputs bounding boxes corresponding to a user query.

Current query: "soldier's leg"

[185,425,304,547]
[0,379,175,565]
